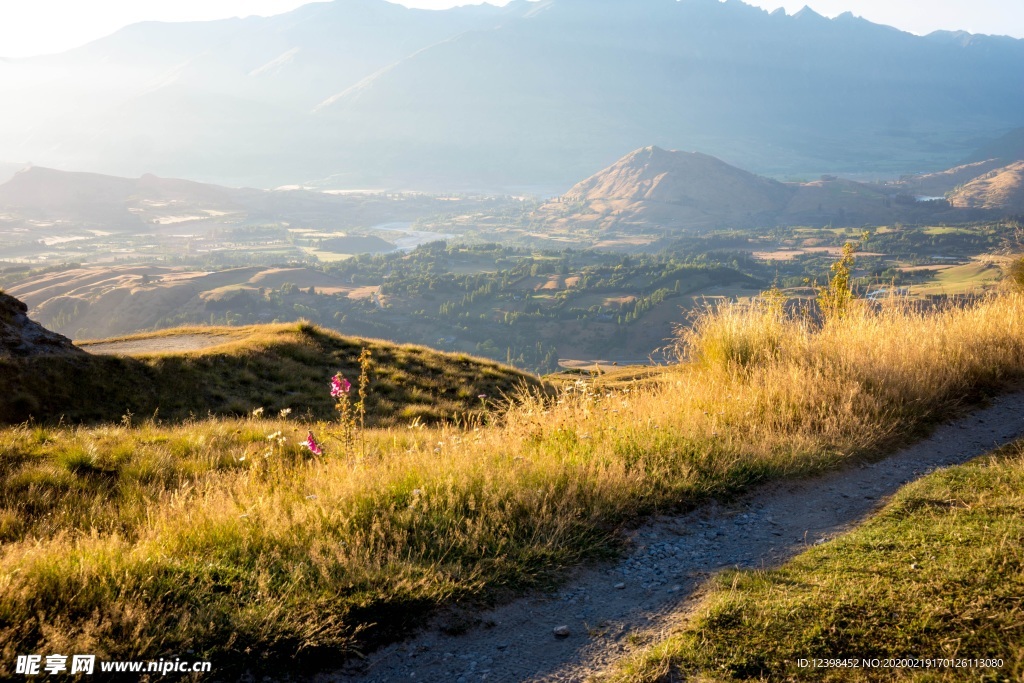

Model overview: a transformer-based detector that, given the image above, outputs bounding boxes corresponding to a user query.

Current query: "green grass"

[911,261,1004,296]
[607,442,1024,683]
[923,227,975,235]
[301,248,354,262]
[0,322,540,426]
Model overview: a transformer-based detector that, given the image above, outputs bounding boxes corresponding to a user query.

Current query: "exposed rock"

[0,291,84,358]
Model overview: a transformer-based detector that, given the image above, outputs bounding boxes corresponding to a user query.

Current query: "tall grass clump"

[1,289,1023,675]
[1006,256,1024,293]
[677,290,1024,459]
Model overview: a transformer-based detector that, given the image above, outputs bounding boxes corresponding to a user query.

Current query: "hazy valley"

[2,144,1021,372]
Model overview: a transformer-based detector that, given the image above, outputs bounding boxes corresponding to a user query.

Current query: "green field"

[910,260,1004,296]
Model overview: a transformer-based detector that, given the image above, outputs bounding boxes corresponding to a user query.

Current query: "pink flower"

[302,431,323,456]
[331,374,352,398]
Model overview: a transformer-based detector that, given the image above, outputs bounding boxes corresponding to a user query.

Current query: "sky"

[0,0,1021,59]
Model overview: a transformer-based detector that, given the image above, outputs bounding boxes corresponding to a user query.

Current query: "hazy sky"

[1,0,1021,59]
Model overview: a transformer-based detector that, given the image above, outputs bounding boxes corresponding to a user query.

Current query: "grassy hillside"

[948,161,1024,211]
[5,265,376,340]
[607,441,1024,682]
[1,292,1023,676]
[0,322,539,426]
[542,146,793,232]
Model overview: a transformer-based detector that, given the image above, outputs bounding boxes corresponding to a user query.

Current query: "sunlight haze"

[0,0,1021,59]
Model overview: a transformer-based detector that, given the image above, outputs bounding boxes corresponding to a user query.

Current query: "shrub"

[1005,256,1024,292]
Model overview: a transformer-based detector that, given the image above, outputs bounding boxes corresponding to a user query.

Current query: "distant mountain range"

[0,165,460,232]
[537,146,1022,231]
[1,0,1022,191]
[963,128,1024,166]
[0,166,256,227]
[3,146,1022,240]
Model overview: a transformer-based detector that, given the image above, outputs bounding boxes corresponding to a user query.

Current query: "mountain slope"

[45,0,519,108]
[563,146,790,209]
[537,145,1008,232]
[964,127,1024,166]
[0,165,454,234]
[899,159,1009,197]
[0,166,255,227]
[0,1,526,187]
[948,161,1024,211]
[538,146,792,230]
[5,265,367,339]
[312,0,1024,187]
[1,0,1023,189]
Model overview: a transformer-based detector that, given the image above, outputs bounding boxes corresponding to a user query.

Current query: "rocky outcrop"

[0,292,84,358]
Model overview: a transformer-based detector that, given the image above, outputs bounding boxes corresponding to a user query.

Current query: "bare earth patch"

[323,391,1024,683]
[80,334,238,355]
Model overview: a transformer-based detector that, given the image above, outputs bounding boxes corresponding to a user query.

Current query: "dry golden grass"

[1,293,1023,674]
[948,160,1024,210]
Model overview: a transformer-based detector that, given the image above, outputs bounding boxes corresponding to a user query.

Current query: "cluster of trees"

[476,339,560,374]
[617,287,679,325]
[666,222,1014,291]
[310,243,758,371]
[63,241,755,371]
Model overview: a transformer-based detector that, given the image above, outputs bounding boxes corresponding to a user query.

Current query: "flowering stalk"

[332,372,354,446]
[356,348,372,432]
[330,349,372,459]
[302,431,323,456]
[331,375,351,398]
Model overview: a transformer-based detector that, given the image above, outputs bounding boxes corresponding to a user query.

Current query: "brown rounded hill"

[948,161,1024,211]
[544,146,792,231]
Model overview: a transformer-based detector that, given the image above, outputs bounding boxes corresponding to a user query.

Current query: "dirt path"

[80,334,237,355]
[322,392,1024,683]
